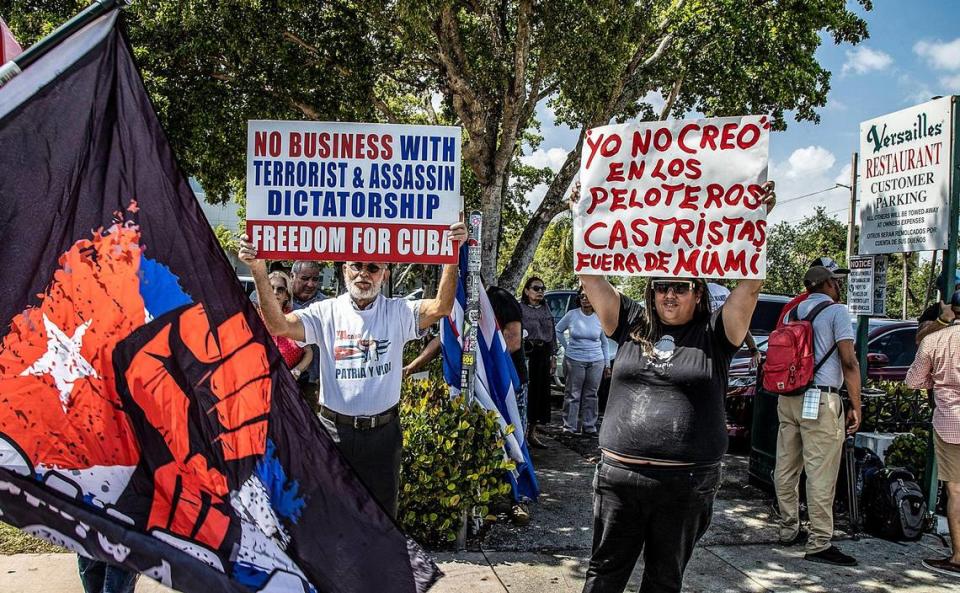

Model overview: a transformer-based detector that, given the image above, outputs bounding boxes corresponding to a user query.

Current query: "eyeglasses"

[529,285,545,292]
[347,262,383,274]
[652,280,695,296]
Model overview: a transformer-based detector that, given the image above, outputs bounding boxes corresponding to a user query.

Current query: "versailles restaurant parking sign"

[858,97,954,254]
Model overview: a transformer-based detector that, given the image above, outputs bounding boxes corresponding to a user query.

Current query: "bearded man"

[239,222,466,517]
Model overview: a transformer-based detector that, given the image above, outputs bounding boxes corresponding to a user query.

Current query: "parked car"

[725,317,918,442]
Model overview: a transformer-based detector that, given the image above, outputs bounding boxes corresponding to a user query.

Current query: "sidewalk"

[1,429,957,593]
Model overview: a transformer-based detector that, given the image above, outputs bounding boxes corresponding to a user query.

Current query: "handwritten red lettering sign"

[574,116,771,279]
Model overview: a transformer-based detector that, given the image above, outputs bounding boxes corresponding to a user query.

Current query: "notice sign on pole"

[573,115,770,279]
[847,256,875,315]
[246,121,461,263]
[873,256,888,316]
[858,96,954,255]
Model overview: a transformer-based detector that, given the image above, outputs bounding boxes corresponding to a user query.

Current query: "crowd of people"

[74,167,960,593]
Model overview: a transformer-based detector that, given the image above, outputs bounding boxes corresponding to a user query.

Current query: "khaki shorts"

[935,431,960,482]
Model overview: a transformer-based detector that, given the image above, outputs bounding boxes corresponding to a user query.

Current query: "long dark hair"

[521,276,545,304]
[630,277,711,348]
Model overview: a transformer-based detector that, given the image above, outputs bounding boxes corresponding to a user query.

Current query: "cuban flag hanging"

[440,247,539,502]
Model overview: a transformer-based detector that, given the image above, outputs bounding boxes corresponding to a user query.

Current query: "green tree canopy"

[368,0,872,289]
[5,1,873,292]
[2,0,380,204]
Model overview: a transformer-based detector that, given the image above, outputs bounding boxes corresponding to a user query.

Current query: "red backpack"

[761,301,839,396]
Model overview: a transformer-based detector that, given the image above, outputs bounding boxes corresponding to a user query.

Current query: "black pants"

[583,458,721,593]
[526,342,553,425]
[77,557,137,593]
[318,413,403,519]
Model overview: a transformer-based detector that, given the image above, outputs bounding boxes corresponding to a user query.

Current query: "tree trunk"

[479,179,504,285]
[497,142,582,291]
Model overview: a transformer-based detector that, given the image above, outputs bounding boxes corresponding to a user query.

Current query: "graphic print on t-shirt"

[651,335,677,368]
[333,329,393,379]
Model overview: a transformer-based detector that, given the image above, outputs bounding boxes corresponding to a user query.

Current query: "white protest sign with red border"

[246,120,462,263]
[574,115,771,279]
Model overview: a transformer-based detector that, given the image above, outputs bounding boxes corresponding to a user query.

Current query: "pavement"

[1,422,958,593]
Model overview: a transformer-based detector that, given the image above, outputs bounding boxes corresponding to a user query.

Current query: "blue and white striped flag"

[440,247,539,502]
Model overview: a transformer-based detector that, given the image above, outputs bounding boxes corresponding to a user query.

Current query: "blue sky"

[521,0,960,226]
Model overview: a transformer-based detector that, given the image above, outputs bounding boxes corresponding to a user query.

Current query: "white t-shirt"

[707,283,730,312]
[795,292,854,390]
[293,293,421,415]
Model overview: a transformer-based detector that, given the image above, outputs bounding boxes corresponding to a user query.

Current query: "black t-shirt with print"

[599,294,740,465]
[486,286,528,384]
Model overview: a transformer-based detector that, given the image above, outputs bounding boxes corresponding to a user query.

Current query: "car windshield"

[750,299,788,335]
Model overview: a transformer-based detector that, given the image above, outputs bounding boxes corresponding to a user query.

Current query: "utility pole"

[845,153,859,263]
[846,153,870,384]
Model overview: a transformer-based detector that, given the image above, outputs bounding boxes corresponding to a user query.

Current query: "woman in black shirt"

[579,181,775,593]
[520,276,557,448]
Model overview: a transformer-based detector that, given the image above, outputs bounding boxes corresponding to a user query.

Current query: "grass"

[0,522,66,555]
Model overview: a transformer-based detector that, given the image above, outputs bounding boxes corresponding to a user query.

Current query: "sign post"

[459,211,483,406]
[858,96,958,517]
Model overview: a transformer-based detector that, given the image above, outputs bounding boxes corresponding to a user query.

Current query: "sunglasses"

[652,280,695,296]
[347,262,383,274]
[529,285,546,292]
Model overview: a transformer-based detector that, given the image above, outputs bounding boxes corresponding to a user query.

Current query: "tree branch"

[373,95,400,124]
[659,70,685,120]
[289,99,321,120]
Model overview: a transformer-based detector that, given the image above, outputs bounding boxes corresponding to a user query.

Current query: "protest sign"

[858,97,954,255]
[574,115,770,279]
[246,121,462,263]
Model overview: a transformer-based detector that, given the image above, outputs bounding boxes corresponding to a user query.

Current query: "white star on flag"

[20,314,98,412]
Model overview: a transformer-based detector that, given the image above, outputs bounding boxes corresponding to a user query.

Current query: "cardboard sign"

[858,97,954,255]
[245,121,462,263]
[847,256,875,316]
[574,115,770,279]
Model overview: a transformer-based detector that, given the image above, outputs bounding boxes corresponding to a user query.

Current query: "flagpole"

[0,0,130,87]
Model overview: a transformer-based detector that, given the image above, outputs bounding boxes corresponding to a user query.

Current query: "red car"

[726,319,919,442]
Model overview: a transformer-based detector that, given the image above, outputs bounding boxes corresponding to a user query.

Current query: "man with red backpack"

[771,265,862,566]
[775,256,850,328]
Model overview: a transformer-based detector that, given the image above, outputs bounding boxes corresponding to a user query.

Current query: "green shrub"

[399,377,514,547]
[861,380,932,433]
[884,427,930,483]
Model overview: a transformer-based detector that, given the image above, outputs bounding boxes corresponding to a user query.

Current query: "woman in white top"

[556,289,610,434]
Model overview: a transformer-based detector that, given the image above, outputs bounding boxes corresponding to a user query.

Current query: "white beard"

[347,280,381,301]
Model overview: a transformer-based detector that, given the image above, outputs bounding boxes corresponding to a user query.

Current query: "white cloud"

[784,146,836,178]
[526,184,549,211]
[834,163,853,186]
[939,73,960,92]
[642,90,666,117]
[842,46,893,75]
[521,147,568,172]
[767,148,849,226]
[914,38,960,70]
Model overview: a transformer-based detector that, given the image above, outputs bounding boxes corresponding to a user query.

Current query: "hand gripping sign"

[246,121,462,264]
[574,116,771,279]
